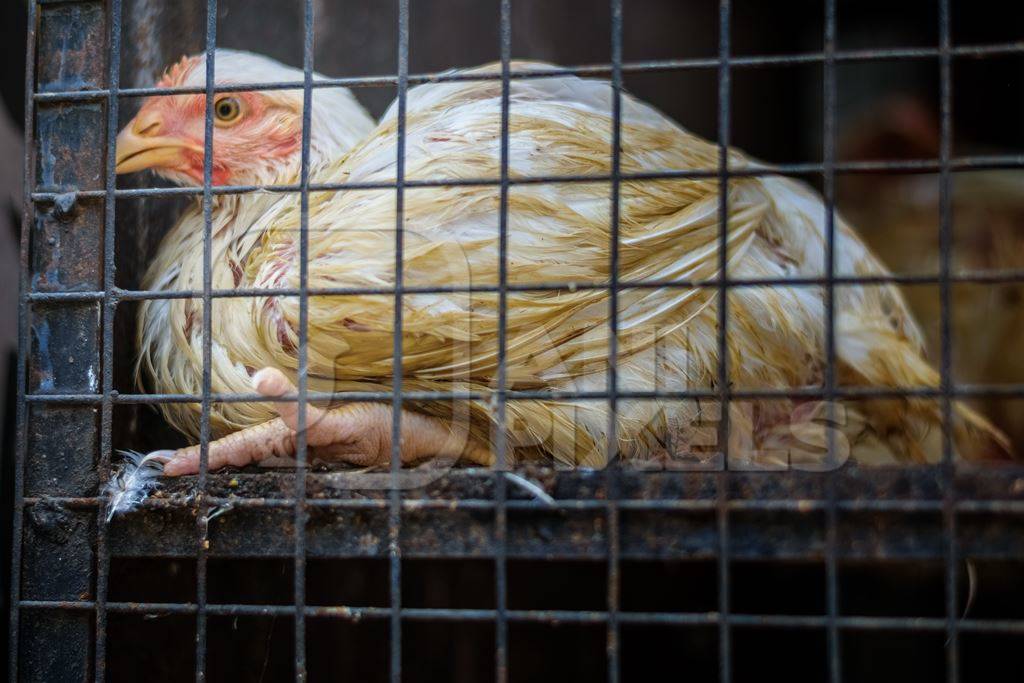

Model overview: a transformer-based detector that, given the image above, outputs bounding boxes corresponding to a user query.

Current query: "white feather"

[104,450,168,521]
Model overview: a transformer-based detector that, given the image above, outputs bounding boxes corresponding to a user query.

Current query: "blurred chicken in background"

[838,95,1024,450]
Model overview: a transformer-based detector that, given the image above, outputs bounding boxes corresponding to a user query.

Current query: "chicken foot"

[156,367,491,475]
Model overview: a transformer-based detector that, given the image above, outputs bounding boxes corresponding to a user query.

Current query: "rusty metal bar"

[390,1,411,680]
[27,154,1024,200]
[15,601,1024,634]
[495,0,512,681]
[822,1,841,681]
[22,492,1024,515]
[93,0,123,677]
[22,383,1024,410]
[292,0,315,679]
[607,1,625,681]
[7,0,37,678]
[29,40,1024,103]
[16,2,106,681]
[937,2,960,682]
[21,268,1024,308]
[716,1,733,680]
[194,0,219,678]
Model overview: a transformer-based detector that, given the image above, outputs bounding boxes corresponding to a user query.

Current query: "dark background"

[6,1,1024,681]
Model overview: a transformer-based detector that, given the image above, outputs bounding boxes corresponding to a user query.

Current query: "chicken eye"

[214,97,242,123]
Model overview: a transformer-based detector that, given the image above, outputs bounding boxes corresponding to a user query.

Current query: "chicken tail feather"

[837,313,1014,462]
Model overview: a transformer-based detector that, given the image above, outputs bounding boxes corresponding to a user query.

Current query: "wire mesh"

[10,0,1024,681]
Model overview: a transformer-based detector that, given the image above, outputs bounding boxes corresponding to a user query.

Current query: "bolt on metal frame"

[10,0,1024,681]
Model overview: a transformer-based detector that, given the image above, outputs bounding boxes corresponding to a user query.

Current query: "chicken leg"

[159,368,492,475]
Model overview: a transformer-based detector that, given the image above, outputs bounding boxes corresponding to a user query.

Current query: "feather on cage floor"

[104,451,168,521]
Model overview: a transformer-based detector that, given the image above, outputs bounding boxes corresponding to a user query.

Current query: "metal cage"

[10,0,1024,681]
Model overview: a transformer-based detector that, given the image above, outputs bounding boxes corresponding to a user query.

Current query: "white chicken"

[113,50,1011,475]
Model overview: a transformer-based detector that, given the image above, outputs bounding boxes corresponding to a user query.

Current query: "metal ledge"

[32,465,1014,561]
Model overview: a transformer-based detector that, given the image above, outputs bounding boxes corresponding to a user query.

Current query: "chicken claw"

[161,367,491,476]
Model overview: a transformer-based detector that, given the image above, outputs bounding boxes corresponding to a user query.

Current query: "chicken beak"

[115,112,191,174]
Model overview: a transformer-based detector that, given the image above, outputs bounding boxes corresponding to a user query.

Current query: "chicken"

[115,50,1012,476]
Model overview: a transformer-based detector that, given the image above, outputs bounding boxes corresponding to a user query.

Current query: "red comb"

[156,54,200,88]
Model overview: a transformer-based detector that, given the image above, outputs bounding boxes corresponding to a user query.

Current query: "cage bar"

[937,2,960,682]
[390,1,411,680]
[716,1,733,680]
[822,0,841,680]
[28,40,1024,104]
[7,0,37,678]
[494,0,512,681]
[193,0,219,678]
[93,0,124,678]
[27,154,1024,204]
